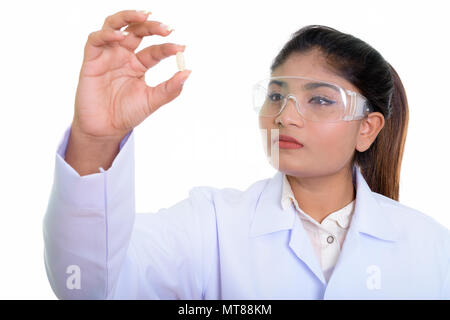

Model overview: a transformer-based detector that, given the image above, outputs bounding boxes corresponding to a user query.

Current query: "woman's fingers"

[125,20,173,37]
[102,10,151,31]
[146,70,192,114]
[88,29,128,47]
[136,43,185,70]
[83,10,165,61]
[84,29,129,61]
[119,20,174,51]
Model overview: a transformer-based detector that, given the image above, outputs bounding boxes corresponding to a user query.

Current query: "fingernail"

[137,10,152,20]
[160,23,173,32]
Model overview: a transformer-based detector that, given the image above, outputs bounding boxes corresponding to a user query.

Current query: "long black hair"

[270,25,409,201]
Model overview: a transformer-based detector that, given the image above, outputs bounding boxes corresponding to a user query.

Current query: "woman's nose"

[282,96,299,114]
[276,95,305,125]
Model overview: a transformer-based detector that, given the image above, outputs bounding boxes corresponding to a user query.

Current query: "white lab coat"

[43,123,450,299]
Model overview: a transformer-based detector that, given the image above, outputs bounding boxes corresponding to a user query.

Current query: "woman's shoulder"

[371,191,449,243]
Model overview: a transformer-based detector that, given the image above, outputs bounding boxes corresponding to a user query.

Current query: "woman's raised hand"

[72,10,191,141]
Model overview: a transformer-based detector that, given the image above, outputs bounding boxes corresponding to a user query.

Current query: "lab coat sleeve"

[43,123,135,299]
[43,123,217,299]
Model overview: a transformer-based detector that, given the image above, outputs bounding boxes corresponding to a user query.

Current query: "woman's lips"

[272,134,304,147]
[276,140,304,149]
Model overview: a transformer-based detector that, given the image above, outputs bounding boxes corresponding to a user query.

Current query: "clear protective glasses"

[252,76,373,122]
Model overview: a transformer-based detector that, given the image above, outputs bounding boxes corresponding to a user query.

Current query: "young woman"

[43,10,449,299]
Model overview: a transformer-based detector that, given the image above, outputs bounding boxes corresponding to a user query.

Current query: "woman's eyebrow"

[268,80,287,87]
[303,82,340,92]
[269,79,340,92]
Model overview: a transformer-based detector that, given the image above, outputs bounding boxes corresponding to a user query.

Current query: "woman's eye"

[310,96,334,105]
[268,93,284,102]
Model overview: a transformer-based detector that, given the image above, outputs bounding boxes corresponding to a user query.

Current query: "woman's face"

[259,50,375,178]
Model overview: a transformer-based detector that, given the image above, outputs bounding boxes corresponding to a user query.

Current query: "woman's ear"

[355,112,385,152]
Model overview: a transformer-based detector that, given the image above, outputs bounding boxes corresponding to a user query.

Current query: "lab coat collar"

[351,164,400,242]
[250,169,296,237]
[250,164,400,242]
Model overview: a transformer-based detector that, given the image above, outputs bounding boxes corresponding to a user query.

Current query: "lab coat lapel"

[334,165,400,262]
[250,170,326,285]
[350,164,400,242]
[249,171,296,237]
[289,212,327,284]
[324,165,401,296]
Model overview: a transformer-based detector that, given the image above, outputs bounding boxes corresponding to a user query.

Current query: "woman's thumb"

[146,70,192,113]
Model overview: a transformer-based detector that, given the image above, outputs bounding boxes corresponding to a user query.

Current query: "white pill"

[176,51,185,71]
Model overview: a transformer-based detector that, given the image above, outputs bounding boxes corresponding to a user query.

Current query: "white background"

[0,0,448,299]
